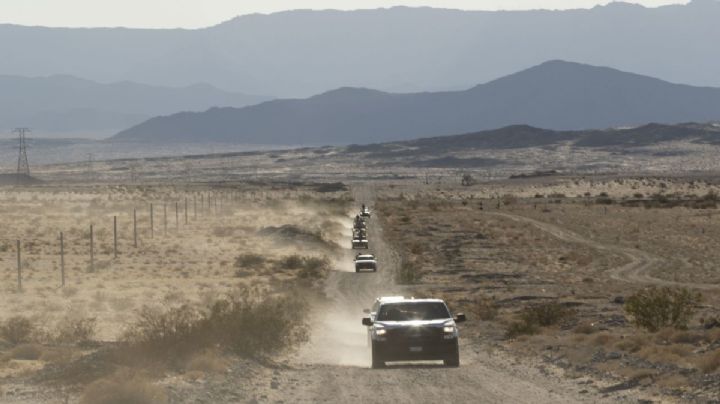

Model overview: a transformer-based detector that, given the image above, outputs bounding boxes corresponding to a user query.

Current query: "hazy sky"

[0,0,688,28]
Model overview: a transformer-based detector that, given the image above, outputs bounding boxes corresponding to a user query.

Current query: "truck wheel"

[444,348,460,367]
[371,343,385,369]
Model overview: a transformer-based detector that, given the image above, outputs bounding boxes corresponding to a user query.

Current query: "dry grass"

[80,370,167,404]
[184,350,229,373]
[121,290,309,364]
[695,350,720,373]
[8,343,43,360]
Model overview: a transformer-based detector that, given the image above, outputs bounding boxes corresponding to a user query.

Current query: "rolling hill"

[0,75,269,137]
[112,61,720,145]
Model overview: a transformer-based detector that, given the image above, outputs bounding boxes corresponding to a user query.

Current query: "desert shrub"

[55,317,97,347]
[505,320,539,338]
[696,350,720,374]
[625,287,703,332]
[234,253,265,269]
[549,193,566,198]
[502,194,517,205]
[1,316,35,345]
[122,292,308,362]
[595,197,614,205]
[633,193,644,198]
[573,322,597,334]
[395,261,422,284]
[702,190,719,202]
[505,302,574,338]
[9,343,43,360]
[473,297,498,321]
[80,370,167,404]
[298,257,330,280]
[278,254,305,270]
[184,350,228,373]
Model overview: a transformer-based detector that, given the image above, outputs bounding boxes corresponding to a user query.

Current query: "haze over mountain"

[112,60,720,145]
[0,75,269,138]
[0,1,718,97]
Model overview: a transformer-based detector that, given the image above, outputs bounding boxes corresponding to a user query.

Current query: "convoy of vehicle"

[350,205,466,368]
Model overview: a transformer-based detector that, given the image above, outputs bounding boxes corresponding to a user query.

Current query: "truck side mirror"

[454,313,467,323]
[362,317,373,326]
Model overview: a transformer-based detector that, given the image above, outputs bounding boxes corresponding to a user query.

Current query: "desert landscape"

[1,148,719,402]
[2,1,720,403]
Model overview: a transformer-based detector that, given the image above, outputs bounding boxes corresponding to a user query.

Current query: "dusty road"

[240,187,648,404]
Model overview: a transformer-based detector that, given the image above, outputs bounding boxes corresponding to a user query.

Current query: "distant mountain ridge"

[112,61,720,145]
[0,75,269,137]
[0,1,719,96]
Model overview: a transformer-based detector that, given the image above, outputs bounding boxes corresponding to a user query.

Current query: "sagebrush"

[625,287,702,332]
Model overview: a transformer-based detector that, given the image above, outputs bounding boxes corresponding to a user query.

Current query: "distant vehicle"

[354,215,367,229]
[361,205,371,218]
[362,298,466,368]
[352,236,369,249]
[354,253,377,272]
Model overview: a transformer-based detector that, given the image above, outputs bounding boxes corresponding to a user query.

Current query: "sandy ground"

[1,147,719,403]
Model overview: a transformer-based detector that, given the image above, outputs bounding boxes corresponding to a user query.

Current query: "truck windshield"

[376,302,450,321]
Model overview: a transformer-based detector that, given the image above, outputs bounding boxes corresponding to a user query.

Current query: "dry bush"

[625,287,703,332]
[506,302,574,338]
[234,253,266,269]
[80,370,167,404]
[395,260,423,284]
[55,317,97,347]
[184,350,228,373]
[573,322,597,334]
[122,291,308,364]
[1,316,35,345]
[297,257,330,280]
[615,335,647,353]
[696,350,720,373]
[472,297,499,321]
[9,343,43,360]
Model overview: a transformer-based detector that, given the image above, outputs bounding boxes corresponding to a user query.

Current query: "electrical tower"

[86,153,95,181]
[14,128,31,179]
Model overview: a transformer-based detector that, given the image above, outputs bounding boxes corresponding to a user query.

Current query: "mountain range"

[0,75,269,137]
[0,1,719,97]
[112,60,720,145]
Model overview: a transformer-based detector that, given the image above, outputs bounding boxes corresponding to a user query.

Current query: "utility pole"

[14,128,31,183]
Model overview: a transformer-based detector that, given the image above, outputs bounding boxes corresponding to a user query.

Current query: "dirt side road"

[489,211,720,291]
[239,186,651,404]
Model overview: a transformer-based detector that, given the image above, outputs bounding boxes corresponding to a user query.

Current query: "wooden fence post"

[16,240,21,291]
[150,203,154,239]
[90,224,95,272]
[60,232,65,286]
[113,216,118,258]
[163,203,167,236]
[133,208,138,248]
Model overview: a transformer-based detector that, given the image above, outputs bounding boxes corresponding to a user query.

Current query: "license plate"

[409,346,423,352]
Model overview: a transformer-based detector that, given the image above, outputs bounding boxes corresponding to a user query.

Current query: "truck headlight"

[443,325,456,333]
[375,328,387,336]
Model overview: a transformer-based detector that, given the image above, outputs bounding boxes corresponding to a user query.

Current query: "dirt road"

[239,187,647,404]
[489,211,720,291]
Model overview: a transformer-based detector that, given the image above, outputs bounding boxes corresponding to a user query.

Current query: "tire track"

[487,211,719,290]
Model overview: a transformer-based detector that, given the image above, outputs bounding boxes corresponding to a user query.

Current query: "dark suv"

[362,298,466,368]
